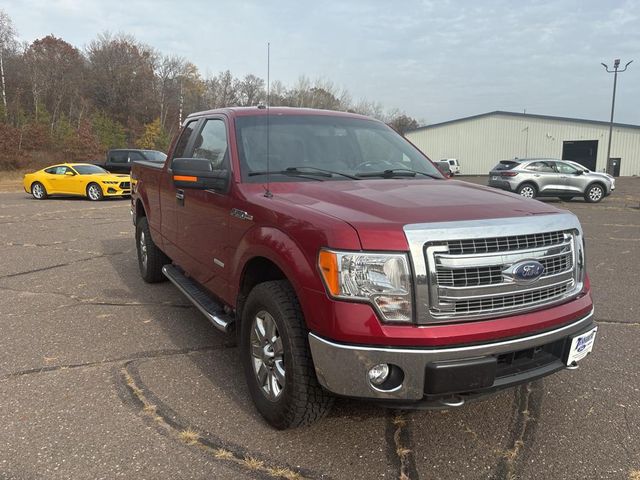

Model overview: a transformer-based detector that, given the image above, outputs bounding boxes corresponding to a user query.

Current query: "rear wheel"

[31,182,47,200]
[241,280,333,429]
[584,184,604,203]
[86,183,104,201]
[517,183,537,199]
[136,216,169,283]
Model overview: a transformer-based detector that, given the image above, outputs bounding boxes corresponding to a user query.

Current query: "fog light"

[368,364,390,386]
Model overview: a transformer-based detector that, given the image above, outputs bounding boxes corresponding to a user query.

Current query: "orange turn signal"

[173,175,198,182]
[318,250,340,296]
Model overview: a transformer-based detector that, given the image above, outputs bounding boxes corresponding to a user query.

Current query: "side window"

[526,162,554,172]
[44,167,58,174]
[172,120,199,162]
[109,151,128,163]
[192,119,228,170]
[129,151,145,162]
[54,166,68,175]
[556,162,578,174]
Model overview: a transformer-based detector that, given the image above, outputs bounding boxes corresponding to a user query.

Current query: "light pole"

[601,59,633,172]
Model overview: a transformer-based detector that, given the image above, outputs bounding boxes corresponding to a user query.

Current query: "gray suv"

[488,158,613,203]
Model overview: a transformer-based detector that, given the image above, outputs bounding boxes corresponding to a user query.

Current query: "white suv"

[441,158,460,175]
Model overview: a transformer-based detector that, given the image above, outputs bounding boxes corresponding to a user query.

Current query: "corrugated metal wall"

[406,113,640,176]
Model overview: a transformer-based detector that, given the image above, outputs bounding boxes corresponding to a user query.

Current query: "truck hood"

[271,179,564,249]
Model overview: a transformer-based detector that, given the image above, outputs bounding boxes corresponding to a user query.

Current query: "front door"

[554,161,587,195]
[178,117,231,299]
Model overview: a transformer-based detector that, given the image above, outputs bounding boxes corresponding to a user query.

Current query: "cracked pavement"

[1,179,639,479]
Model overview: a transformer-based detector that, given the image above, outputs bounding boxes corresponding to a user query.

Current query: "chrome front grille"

[446,231,566,255]
[403,214,586,324]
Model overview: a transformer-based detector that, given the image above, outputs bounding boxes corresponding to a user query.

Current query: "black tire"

[240,280,333,429]
[86,182,104,201]
[517,183,537,199]
[560,196,574,201]
[584,183,604,203]
[31,182,48,200]
[136,216,169,283]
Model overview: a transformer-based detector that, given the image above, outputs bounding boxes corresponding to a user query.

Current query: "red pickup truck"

[131,107,596,429]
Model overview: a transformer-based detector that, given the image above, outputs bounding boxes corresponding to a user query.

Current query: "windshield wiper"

[248,169,326,181]
[285,166,361,180]
[356,168,442,179]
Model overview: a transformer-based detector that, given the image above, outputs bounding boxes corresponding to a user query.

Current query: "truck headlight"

[318,249,414,323]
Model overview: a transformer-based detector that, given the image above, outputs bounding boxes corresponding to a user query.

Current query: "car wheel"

[560,196,574,202]
[136,216,169,283]
[86,183,104,201]
[31,182,48,200]
[241,280,333,429]
[585,184,604,203]
[517,183,537,199]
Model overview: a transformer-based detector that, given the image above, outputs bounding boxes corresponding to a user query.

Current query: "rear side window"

[192,119,228,170]
[526,161,555,172]
[493,161,519,171]
[172,120,198,162]
[129,151,145,161]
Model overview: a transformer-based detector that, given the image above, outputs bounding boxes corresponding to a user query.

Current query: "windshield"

[73,164,109,175]
[143,150,167,162]
[235,114,442,182]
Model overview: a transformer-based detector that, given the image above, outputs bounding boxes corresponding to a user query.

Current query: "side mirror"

[65,171,75,176]
[171,157,228,190]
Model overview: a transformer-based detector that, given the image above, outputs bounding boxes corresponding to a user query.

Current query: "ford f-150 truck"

[130,107,596,429]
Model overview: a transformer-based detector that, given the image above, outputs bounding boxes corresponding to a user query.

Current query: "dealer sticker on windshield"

[566,327,597,366]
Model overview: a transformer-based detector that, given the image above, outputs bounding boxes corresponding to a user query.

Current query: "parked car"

[97,149,167,174]
[488,158,613,202]
[441,158,460,175]
[131,107,596,429]
[564,160,616,191]
[23,163,130,201]
[434,160,453,177]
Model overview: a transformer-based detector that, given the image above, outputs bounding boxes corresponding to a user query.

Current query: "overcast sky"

[6,0,640,125]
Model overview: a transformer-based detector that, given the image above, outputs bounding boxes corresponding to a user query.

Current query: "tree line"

[0,9,419,171]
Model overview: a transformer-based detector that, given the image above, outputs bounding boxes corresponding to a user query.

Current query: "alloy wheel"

[139,231,148,271]
[589,186,603,202]
[250,310,285,401]
[520,186,535,198]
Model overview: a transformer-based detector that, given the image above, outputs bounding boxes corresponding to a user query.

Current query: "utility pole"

[601,59,633,171]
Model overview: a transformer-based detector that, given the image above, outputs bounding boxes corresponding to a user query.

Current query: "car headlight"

[318,249,414,323]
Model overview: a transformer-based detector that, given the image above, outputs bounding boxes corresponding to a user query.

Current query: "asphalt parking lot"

[1,177,639,480]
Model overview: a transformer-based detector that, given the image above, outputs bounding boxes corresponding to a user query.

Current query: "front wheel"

[86,183,104,201]
[241,280,333,429]
[31,182,48,200]
[584,184,604,203]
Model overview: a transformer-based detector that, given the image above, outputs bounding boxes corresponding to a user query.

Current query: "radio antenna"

[263,42,273,198]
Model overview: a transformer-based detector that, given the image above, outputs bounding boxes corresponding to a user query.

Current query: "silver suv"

[488,158,613,203]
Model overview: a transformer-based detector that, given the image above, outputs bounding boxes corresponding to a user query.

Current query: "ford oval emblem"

[512,260,545,283]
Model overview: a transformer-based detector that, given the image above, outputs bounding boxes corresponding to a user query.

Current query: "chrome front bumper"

[309,309,594,401]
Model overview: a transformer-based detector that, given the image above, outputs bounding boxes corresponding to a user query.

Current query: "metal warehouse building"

[406,111,640,177]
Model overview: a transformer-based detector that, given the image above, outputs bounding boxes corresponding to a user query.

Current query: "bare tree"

[0,9,17,118]
[237,74,265,106]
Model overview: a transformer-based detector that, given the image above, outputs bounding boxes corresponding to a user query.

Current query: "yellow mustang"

[23,163,131,201]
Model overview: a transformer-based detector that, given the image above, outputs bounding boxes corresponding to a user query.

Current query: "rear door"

[523,161,560,194]
[159,118,201,263]
[178,116,231,297]
[107,151,129,173]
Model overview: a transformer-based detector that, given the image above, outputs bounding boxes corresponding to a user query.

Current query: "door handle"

[176,189,185,206]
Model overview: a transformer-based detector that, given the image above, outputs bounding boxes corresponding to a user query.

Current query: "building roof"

[407,110,640,133]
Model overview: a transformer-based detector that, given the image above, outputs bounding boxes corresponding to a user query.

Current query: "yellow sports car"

[23,163,131,201]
